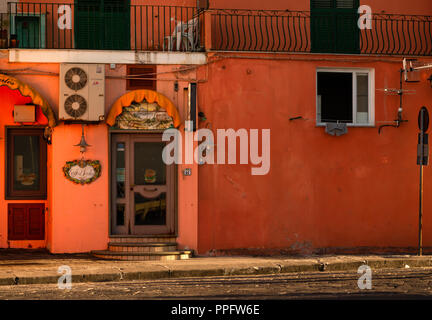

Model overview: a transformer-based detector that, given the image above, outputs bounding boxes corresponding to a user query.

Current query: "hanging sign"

[63,159,101,185]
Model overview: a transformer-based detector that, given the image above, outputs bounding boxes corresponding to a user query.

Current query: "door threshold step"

[109,236,177,243]
[109,234,177,238]
[92,250,192,256]
[108,242,178,253]
[108,242,178,247]
[91,250,192,261]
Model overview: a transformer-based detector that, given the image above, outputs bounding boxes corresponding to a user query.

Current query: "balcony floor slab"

[8,49,207,65]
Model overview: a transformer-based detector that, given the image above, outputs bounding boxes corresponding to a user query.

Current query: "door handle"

[130,184,135,191]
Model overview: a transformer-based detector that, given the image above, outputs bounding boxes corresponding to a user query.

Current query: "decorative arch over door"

[106,89,181,129]
[0,74,57,127]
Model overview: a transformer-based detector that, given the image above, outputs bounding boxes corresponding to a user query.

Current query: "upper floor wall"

[0,0,430,57]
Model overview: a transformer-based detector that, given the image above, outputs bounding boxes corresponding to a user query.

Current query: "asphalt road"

[0,266,432,300]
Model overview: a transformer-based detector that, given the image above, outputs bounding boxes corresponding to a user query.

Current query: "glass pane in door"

[116,142,126,198]
[134,192,166,225]
[116,204,125,226]
[134,142,166,185]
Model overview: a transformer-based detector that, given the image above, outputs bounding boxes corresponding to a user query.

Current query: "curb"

[1,257,431,286]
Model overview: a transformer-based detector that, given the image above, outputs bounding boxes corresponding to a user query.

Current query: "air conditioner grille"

[64,94,88,118]
[65,67,88,91]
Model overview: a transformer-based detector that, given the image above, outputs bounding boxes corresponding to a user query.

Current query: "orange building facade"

[0,0,431,258]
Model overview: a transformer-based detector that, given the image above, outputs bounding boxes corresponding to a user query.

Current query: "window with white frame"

[316,69,374,126]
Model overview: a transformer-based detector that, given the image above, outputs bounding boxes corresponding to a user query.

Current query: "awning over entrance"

[106,89,181,128]
[0,74,56,127]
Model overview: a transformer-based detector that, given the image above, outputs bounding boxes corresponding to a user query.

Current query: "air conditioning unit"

[59,64,105,121]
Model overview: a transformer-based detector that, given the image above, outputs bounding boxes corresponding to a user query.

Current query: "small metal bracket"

[183,168,192,176]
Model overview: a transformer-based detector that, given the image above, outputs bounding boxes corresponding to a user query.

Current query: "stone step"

[91,250,193,261]
[109,235,177,244]
[108,242,178,253]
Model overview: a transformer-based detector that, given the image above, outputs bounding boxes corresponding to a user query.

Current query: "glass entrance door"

[111,134,175,235]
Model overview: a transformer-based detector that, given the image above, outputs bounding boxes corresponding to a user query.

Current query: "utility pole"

[417,106,429,256]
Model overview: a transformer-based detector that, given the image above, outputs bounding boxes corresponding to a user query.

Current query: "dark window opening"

[317,70,371,125]
[318,72,353,123]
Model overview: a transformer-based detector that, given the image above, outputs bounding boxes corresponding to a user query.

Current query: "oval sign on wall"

[63,160,101,185]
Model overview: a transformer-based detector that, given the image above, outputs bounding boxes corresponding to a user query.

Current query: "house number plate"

[63,159,102,185]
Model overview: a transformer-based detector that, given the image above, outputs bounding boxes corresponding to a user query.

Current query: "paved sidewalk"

[0,249,432,286]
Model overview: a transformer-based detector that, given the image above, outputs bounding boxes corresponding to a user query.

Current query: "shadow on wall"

[0,248,95,261]
[204,246,432,257]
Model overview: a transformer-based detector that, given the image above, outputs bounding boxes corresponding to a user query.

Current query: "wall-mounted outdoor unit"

[59,64,105,122]
[14,105,36,122]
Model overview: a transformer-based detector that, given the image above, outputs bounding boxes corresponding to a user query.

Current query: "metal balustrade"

[6,1,204,51]
[3,3,432,56]
[210,9,432,56]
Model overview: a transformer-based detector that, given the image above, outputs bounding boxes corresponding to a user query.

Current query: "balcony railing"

[2,3,432,57]
[6,1,204,51]
[210,9,432,56]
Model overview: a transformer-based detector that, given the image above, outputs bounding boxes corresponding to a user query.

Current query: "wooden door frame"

[5,126,47,200]
[109,131,178,236]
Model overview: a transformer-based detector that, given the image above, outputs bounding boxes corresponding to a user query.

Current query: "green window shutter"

[74,0,130,50]
[311,0,360,54]
[103,0,130,50]
[311,9,335,53]
[335,11,359,53]
[311,0,333,9]
[75,0,103,49]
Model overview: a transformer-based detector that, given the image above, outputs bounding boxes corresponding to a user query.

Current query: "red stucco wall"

[0,56,199,253]
[0,85,47,249]
[2,0,432,255]
[196,52,432,255]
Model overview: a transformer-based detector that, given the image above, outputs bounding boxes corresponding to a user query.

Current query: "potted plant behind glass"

[10,34,18,48]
